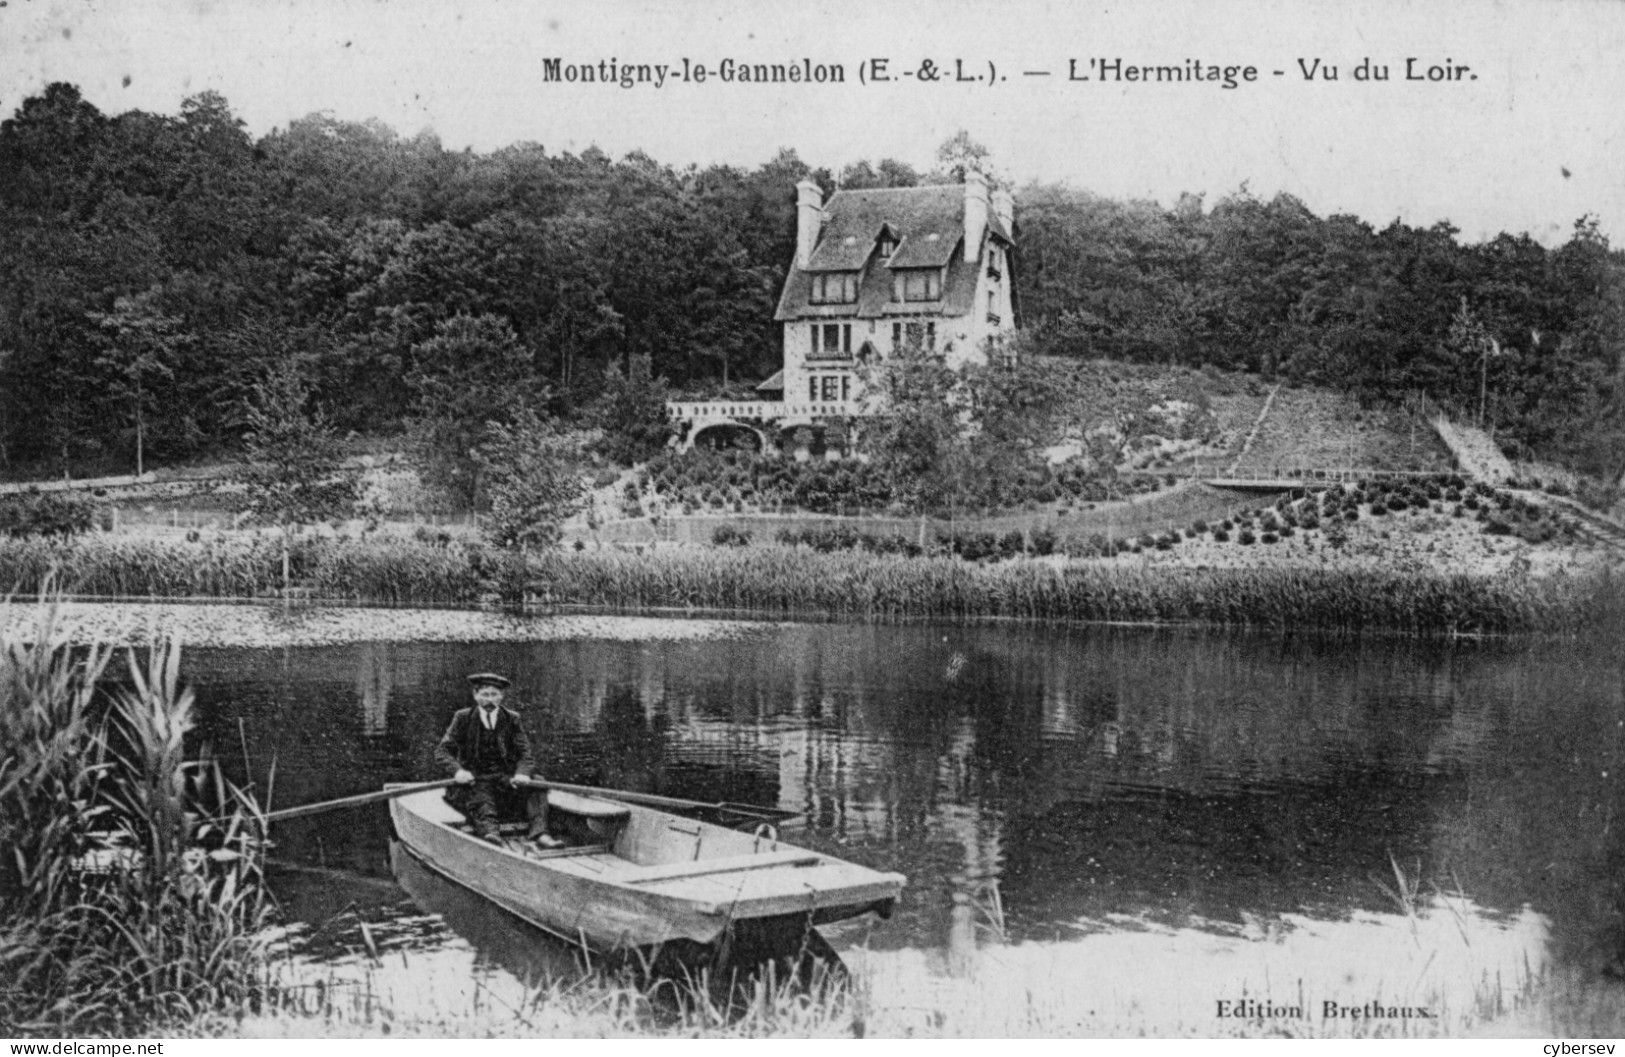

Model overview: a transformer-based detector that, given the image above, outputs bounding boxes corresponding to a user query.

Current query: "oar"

[264,777,798,825]
[517,778,799,822]
[264,778,458,822]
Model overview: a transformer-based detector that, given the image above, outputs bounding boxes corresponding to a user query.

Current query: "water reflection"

[176,621,1622,1029]
[266,849,580,1029]
[842,895,1552,1036]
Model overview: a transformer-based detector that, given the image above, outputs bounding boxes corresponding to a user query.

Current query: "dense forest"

[1,83,1620,482]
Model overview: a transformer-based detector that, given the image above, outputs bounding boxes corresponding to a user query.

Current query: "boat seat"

[622,849,822,884]
[547,790,632,819]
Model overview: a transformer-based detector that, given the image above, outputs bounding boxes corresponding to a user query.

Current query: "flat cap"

[466,672,512,689]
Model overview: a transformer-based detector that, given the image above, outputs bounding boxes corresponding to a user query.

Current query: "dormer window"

[893,268,941,303]
[810,272,858,304]
[877,233,898,259]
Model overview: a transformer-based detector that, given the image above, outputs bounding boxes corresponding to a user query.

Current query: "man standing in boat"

[435,672,556,846]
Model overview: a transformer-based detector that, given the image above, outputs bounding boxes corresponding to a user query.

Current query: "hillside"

[3,359,1620,587]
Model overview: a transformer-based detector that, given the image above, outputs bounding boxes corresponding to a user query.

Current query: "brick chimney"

[963,170,989,262]
[796,180,823,269]
[992,187,1014,238]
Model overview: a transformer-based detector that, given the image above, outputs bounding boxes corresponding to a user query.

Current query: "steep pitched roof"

[777,183,1010,322]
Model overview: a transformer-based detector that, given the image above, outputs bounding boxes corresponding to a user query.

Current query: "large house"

[668,172,1016,451]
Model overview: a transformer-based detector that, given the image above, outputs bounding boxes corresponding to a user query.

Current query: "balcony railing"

[666,399,880,422]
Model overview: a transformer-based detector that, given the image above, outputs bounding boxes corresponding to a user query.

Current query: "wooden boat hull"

[388,786,903,954]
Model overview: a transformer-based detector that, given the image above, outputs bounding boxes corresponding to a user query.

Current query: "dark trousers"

[447,778,549,839]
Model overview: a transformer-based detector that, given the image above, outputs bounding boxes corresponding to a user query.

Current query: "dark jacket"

[435,705,535,778]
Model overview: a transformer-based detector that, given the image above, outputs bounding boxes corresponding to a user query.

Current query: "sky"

[3,0,1624,246]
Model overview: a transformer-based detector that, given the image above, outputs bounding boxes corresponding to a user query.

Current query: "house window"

[806,375,851,403]
[810,272,858,304]
[891,321,936,351]
[893,269,941,302]
[878,233,897,259]
[812,322,851,359]
[818,376,849,402]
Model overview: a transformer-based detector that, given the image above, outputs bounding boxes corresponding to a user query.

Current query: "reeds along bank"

[0,601,270,1034]
[0,535,1619,635]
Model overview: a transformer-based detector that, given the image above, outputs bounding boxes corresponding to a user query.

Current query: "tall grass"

[211,943,859,1039]
[2,534,1621,634]
[0,596,271,1034]
[0,534,485,605]
[526,547,1624,635]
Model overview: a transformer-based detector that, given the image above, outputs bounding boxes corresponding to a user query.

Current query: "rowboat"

[387,784,905,962]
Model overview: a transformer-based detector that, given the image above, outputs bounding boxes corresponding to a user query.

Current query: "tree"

[857,337,975,513]
[934,130,999,185]
[89,288,190,476]
[408,313,537,507]
[592,352,674,465]
[474,408,584,551]
[233,367,360,591]
[837,158,921,189]
[1446,298,1502,427]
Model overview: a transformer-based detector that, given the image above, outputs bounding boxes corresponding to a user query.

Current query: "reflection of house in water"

[649,654,1005,974]
[354,642,397,737]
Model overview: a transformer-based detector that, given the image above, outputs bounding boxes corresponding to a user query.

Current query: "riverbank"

[181,928,1625,1041]
[0,601,770,648]
[1,530,1620,637]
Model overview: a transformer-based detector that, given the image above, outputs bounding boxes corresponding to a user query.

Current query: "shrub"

[1238,529,1256,545]
[1212,528,1230,543]
[0,490,98,538]
[1063,533,1112,558]
[711,524,752,547]
[1260,532,1278,544]
[1576,477,1619,512]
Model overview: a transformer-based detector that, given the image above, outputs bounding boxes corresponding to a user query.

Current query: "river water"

[183,620,1623,1034]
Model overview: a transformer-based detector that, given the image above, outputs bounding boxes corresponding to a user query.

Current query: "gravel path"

[3,602,772,648]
